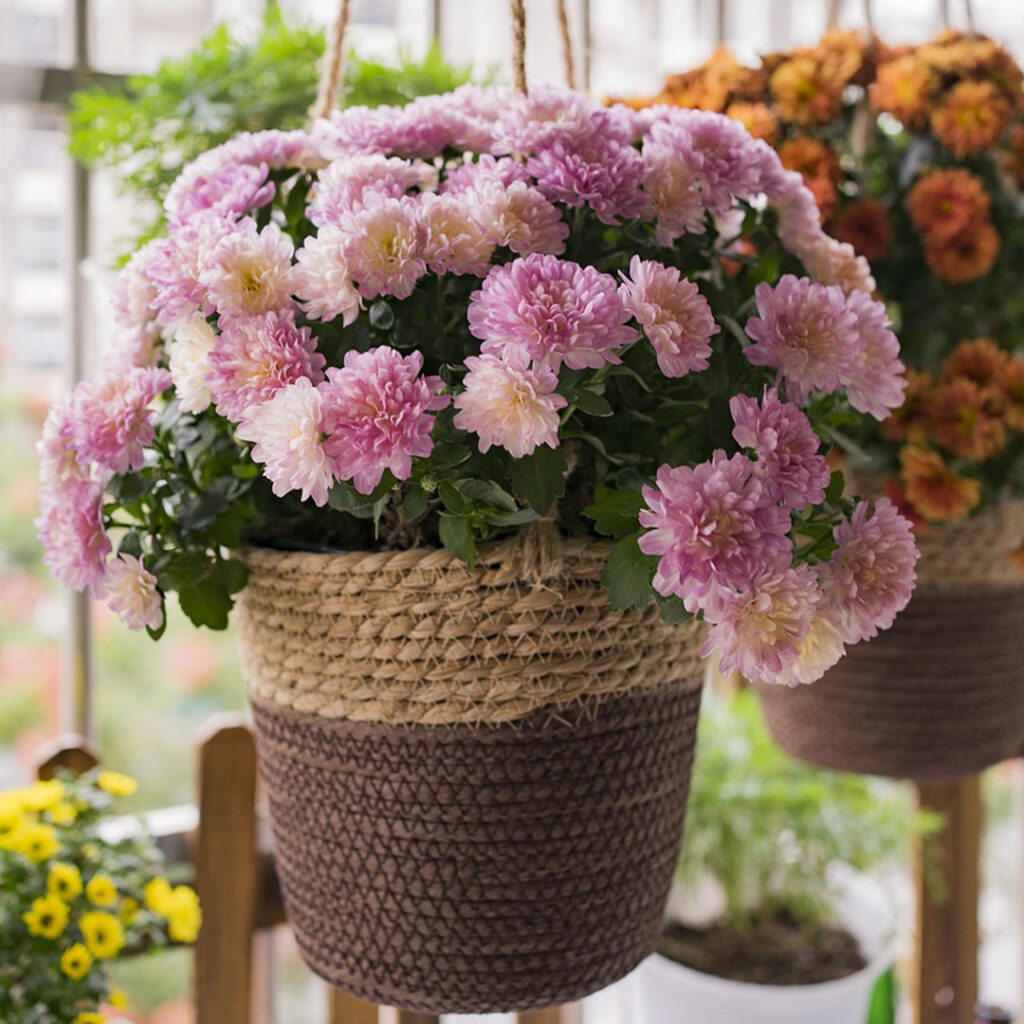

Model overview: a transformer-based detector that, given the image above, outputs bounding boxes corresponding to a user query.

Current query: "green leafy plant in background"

[68,2,473,250]
[678,692,942,931]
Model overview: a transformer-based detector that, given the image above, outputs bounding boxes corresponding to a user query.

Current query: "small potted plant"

[636,693,930,1024]
[0,770,201,1023]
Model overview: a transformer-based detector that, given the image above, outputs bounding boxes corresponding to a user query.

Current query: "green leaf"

[438,512,476,568]
[328,482,377,519]
[456,478,517,511]
[508,447,568,514]
[482,507,538,527]
[178,583,232,630]
[825,469,846,504]
[402,488,429,521]
[657,594,692,624]
[583,486,645,539]
[601,532,656,610]
[567,387,614,417]
[211,557,248,595]
[438,480,466,513]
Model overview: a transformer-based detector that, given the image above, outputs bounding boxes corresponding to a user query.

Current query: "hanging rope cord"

[310,0,352,120]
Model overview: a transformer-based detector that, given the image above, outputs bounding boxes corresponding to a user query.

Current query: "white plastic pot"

[634,868,897,1024]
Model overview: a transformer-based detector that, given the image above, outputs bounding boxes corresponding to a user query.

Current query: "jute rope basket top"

[239,535,704,726]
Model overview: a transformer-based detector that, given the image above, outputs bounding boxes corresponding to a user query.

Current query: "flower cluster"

[39,85,914,684]
[630,31,1024,526]
[0,772,201,1024]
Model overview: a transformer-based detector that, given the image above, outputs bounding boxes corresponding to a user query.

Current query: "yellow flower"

[0,820,26,852]
[96,771,138,798]
[81,842,100,861]
[0,794,22,835]
[72,1014,105,1024]
[85,874,118,907]
[79,910,125,960]
[48,862,84,901]
[143,876,173,916]
[48,801,78,826]
[60,942,93,980]
[119,897,140,925]
[109,988,129,1009]
[23,894,70,939]
[18,779,65,811]
[18,822,60,862]
[165,885,202,944]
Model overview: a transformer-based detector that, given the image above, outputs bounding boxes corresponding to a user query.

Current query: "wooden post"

[379,1011,440,1024]
[913,777,980,1024]
[328,991,379,1024]
[35,734,98,780]
[518,1006,583,1024]
[194,716,259,1024]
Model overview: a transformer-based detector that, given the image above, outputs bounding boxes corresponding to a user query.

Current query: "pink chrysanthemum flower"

[38,395,88,491]
[208,311,325,423]
[642,139,706,244]
[37,483,110,595]
[744,275,862,406]
[467,254,636,371]
[147,213,223,329]
[200,218,296,320]
[773,607,847,687]
[526,137,646,225]
[111,240,161,338]
[840,289,907,420]
[801,236,876,296]
[419,193,495,277]
[169,315,217,415]
[701,563,821,683]
[291,227,363,325]
[453,351,566,458]
[820,498,919,645]
[618,256,719,377]
[337,195,426,301]
[729,388,830,509]
[638,451,793,612]
[69,367,172,474]
[470,181,569,256]
[104,554,164,632]
[320,347,448,494]
[102,327,162,373]
[237,377,335,506]
[442,154,531,195]
[307,155,433,226]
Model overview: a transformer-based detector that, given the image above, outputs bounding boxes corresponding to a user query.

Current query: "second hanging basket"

[758,502,1024,781]
[238,536,705,1013]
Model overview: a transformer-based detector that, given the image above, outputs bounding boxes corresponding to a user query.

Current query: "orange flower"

[923,221,1000,283]
[779,137,841,221]
[905,168,990,244]
[725,102,779,146]
[941,338,1011,390]
[930,80,1013,158]
[883,478,930,533]
[900,446,980,522]
[833,200,892,261]
[882,368,933,443]
[997,358,1024,431]
[769,56,845,126]
[928,377,1007,459]
[870,55,938,130]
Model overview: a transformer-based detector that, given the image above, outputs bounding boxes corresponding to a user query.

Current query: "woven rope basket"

[238,537,706,1012]
[759,501,1024,781]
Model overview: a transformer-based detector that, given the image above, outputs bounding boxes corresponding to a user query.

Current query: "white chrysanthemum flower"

[774,608,846,686]
[292,227,362,324]
[104,554,163,632]
[169,315,216,414]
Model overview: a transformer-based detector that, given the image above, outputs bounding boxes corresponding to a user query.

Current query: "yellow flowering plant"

[0,771,201,1023]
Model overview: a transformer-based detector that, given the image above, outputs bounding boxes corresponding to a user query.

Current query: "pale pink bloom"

[320,347,448,494]
[237,378,335,506]
[442,154,531,195]
[147,213,223,329]
[470,180,569,256]
[337,195,426,301]
[701,563,821,683]
[820,498,919,645]
[842,289,907,420]
[169,315,217,414]
[468,254,636,371]
[111,240,161,337]
[773,607,847,686]
[638,452,793,612]
[308,155,433,226]
[453,351,566,458]
[37,395,88,491]
[729,388,830,509]
[102,327,162,373]
[200,218,296,320]
[69,367,172,474]
[104,553,164,632]
[419,193,494,276]
[744,275,862,406]
[801,236,876,295]
[618,256,719,377]
[208,311,325,423]
[292,227,362,324]
[642,140,706,244]
[36,482,110,595]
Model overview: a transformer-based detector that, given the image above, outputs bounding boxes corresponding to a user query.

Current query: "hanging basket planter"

[758,502,1024,781]
[239,539,705,1013]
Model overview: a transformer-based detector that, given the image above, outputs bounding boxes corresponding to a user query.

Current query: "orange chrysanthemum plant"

[625,28,1024,530]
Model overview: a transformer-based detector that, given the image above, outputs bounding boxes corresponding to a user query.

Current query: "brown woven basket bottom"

[251,681,703,1014]
[757,584,1024,781]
